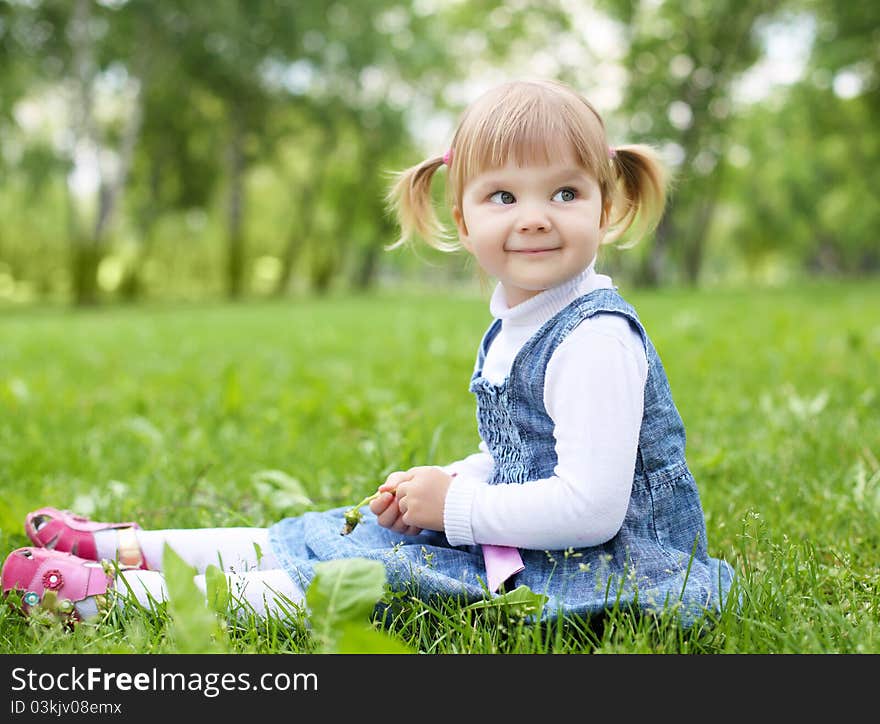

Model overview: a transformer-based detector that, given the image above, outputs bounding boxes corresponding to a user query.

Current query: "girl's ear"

[452,205,472,252]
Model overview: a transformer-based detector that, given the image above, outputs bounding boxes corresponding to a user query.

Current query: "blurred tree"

[0,0,73,295]
[0,1,25,271]
[717,0,880,277]
[1,0,573,302]
[133,0,312,299]
[798,0,880,273]
[265,0,571,295]
[807,0,879,110]
[599,0,778,285]
[113,2,225,301]
[1,0,152,304]
[68,0,148,304]
[5,0,874,302]
[123,0,571,298]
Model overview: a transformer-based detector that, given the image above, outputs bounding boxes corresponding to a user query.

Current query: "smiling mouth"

[510,248,560,254]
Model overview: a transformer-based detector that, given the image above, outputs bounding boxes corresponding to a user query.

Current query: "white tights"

[75,527,304,621]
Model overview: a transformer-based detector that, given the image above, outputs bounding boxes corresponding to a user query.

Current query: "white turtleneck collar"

[488,262,614,328]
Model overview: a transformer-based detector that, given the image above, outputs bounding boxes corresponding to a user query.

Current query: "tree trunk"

[226,104,246,299]
[683,164,724,285]
[310,251,336,295]
[351,209,394,291]
[70,240,101,306]
[348,137,385,292]
[68,0,146,305]
[120,158,162,302]
[68,0,100,305]
[93,80,143,244]
[682,197,712,286]
[637,207,675,287]
[351,243,379,290]
[275,124,334,297]
[309,180,359,292]
[275,172,320,297]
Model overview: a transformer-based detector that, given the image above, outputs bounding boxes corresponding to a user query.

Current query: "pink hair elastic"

[608,146,617,158]
[442,148,453,166]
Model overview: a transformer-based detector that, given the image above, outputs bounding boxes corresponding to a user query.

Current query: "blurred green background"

[0,0,877,306]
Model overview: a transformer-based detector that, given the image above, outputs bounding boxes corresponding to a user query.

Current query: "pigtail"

[603,144,669,247]
[385,156,457,251]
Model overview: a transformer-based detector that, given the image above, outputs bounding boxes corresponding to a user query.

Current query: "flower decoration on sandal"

[42,569,64,590]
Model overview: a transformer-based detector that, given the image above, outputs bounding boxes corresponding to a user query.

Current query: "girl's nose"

[518,206,552,233]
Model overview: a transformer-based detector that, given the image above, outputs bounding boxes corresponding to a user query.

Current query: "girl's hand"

[370,470,422,536]
[393,466,453,533]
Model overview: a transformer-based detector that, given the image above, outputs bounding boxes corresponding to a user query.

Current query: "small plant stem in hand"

[340,490,393,535]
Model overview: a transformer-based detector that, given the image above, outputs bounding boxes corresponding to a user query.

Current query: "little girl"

[3,79,734,627]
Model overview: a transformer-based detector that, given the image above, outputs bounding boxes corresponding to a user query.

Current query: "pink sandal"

[1,547,113,622]
[25,507,148,569]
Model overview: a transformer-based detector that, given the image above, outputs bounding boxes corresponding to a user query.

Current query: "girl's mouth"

[511,247,560,255]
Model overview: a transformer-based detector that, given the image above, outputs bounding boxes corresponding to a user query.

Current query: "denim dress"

[268,288,735,624]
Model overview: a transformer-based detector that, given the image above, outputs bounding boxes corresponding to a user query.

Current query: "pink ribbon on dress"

[482,544,525,593]
[448,472,524,592]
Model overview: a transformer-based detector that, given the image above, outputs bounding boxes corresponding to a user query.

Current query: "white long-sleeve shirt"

[442,264,648,551]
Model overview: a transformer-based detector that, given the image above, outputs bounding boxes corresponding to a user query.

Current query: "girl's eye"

[489,191,516,205]
[552,188,577,202]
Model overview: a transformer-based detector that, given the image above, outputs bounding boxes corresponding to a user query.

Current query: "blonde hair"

[386,78,668,251]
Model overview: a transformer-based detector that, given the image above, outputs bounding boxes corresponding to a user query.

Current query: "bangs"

[449,81,611,201]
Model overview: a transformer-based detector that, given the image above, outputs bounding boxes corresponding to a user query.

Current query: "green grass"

[1,279,878,653]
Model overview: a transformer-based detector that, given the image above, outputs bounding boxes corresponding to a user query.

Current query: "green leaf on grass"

[305,558,387,652]
[467,584,548,619]
[204,564,229,615]
[124,416,164,446]
[336,622,413,654]
[252,469,313,511]
[162,544,225,653]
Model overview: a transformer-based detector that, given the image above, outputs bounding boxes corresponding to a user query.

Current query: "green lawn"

[1,280,878,653]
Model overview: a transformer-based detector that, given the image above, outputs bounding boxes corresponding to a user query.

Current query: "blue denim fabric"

[269,287,734,624]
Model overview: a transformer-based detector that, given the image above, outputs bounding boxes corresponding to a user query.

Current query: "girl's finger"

[391,516,411,534]
[376,497,402,529]
[369,492,394,516]
[380,471,413,492]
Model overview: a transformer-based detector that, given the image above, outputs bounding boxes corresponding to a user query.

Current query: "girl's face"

[452,152,608,307]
